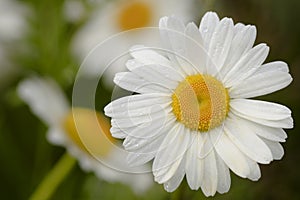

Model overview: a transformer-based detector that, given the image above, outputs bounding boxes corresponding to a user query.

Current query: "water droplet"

[165,183,169,190]
[203,28,208,33]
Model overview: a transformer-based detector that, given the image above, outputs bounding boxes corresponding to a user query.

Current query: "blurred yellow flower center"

[172,74,230,132]
[117,1,152,31]
[63,108,116,157]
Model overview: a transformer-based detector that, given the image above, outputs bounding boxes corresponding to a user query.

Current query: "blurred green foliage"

[0,0,299,199]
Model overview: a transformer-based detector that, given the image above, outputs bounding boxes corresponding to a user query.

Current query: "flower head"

[0,0,29,86]
[72,0,196,87]
[104,12,293,196]
[18,77,153,193]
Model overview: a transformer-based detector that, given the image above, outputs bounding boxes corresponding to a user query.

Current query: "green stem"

[29,153,76,200]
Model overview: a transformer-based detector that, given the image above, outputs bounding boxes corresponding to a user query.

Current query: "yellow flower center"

[172,74,230,132]
[116,1,152,31]
[63,108,116,157]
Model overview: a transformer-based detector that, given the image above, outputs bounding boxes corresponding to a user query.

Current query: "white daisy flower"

[104,12,293,196]
[17,77,153,194]
[72,0,196,87]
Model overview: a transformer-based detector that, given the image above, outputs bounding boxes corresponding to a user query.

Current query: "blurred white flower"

[0,0,28,41]
[71,0,197,88]
[18,76,153,193]
[0,0,29,87]
[104,12,293,196]
[63,0,85,23]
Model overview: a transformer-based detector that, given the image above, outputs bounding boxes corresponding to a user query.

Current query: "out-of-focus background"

[0,0,299,199]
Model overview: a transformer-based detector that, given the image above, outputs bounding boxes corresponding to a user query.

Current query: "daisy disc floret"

[172,74,229,132]
[104,12,293,196]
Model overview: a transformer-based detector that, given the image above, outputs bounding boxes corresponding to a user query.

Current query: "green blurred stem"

[29,153,76,200]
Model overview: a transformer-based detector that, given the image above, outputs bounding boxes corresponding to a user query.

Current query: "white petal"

[130,62,183,83]
[127,130,166,153]
[163,157,186,192]
[129,45,173,68]
[111,108,168,129]
[257,61,289,73]
[153,124,192,183]
[233,23,246,33]
[210,121,260,182]
[125,59,143,71]
[165,15,185,32]
[114,72,171,94]
[224,43,269,87]
[130,64,183,90]
[199,12,220,48]
[211,129,250,178]
[17,77,69,126]
[231,108,293,129]
[104,93,170,118]
[201,139,218,197]
[123,118,175,151]
[159,16,168,29]
[225,116,273,164]
[185,133,204,190]
[261,138,284,160]
[245,157,261,181]
[224,118,287,142]
[215,153,231,194]
[127,151,156,167]
[207,17,234,76]
[255,127,287,143]
[126,132,167,167]
[46,126,67,145]
[230,99,292,121]
[159,16,189,74]
[221,25,256,77]
[110,126,130,139]
[123,119,168,146]
[229,70,292,99]
[184,22,206,73]
[154,159,182,184]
